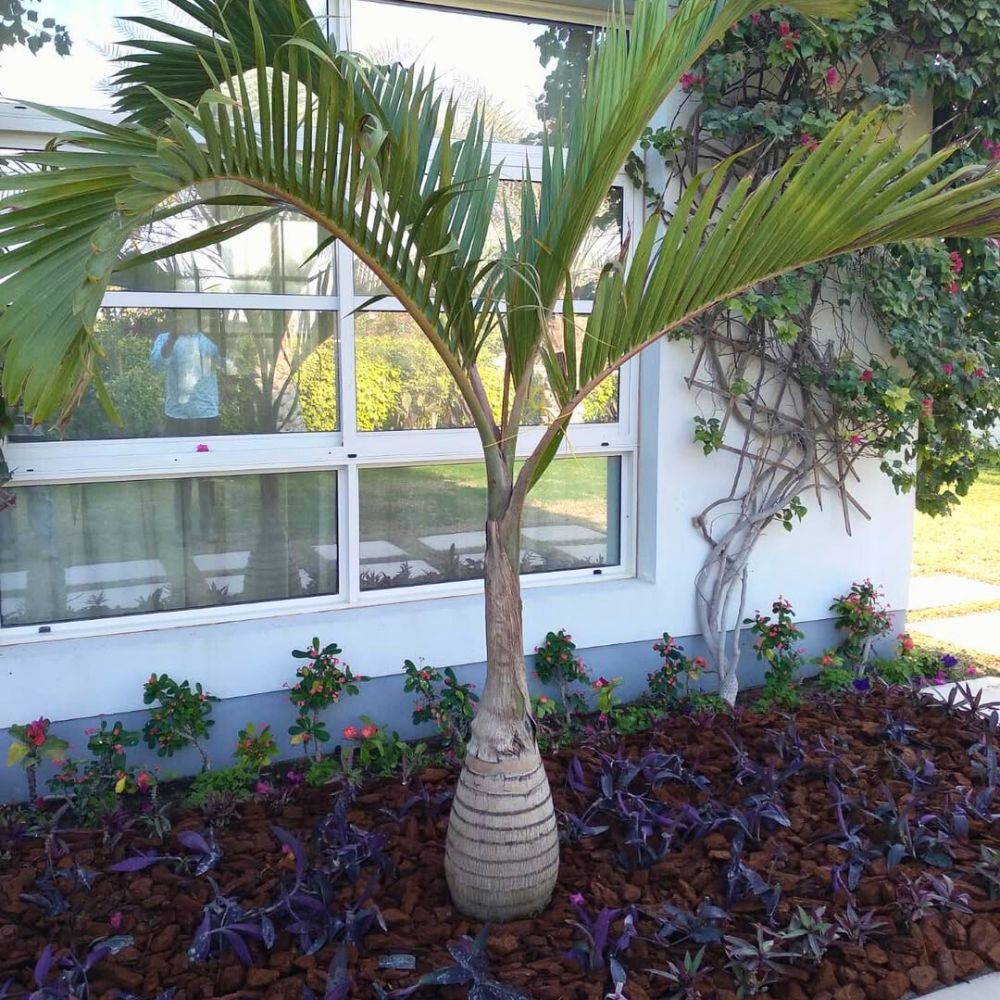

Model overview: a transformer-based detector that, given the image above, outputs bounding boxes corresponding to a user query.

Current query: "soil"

[2,687,999,1000]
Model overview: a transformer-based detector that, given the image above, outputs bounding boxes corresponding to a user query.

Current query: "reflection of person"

[149,329,221,541]
[149,330,221,437]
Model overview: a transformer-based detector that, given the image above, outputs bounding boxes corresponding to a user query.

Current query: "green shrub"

[186,765,254,807]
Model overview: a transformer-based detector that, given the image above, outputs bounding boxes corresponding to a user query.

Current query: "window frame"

[0,0,642,644]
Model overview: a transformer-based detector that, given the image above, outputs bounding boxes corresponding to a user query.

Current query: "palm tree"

[2,0,999,920]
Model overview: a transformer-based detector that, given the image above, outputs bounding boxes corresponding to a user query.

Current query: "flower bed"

[2,686,999,1000]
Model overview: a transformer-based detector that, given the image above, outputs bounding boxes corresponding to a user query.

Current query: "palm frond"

[111,0,326,127]
[0,7,500,431]
[547,110,1000,420]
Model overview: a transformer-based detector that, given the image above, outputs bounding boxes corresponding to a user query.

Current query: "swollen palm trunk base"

[444,748,560,921]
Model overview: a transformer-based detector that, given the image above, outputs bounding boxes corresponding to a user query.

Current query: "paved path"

[909,573,1000,611]
[925,973,1000,998]
[913,610,1000,657]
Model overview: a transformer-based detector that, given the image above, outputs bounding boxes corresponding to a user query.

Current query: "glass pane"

[354,184,623,299]
[0,1,331,111]
[10,307,339,441]
[111,182,336,296]
[352,1,595,144]
[0,1,197,111]
[354,312,616,430]
[0,472,338,626]
[358,456,620,591]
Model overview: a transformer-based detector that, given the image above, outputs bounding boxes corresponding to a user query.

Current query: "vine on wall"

[630,0,1000,700]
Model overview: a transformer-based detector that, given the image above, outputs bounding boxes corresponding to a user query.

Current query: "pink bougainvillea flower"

[592,677,608,689]
[825,67,839,86]
[680,72,696,90]
[750,12,762,24]
[942,362,955,375]
[800,133,819,152]
[360,724,378,739]
[860,369,874,382]
[948,281,959,294]
[783,38,795,50]
[949,250,964,273]
[136,772,150,793]
[778,20,791,35]
[974,368,985,379]
[195,443,210,453]
[850,434,862,446]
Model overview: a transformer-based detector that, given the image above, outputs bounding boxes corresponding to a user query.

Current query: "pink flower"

[921,397,934,417]
[931,671,948,686]
[592,677,608,689]
[779,20,791,36]
[24,718,49,748]
[109,912,123,931]
[255,780,271,795]
[949,250,964,273]
[750,12,762,24]
[783,38,795,50]
[825,67,839,86]
[680,73,696,91]
[342,725,358,739]
[974,368,985,379]
[800,134,819,152]
[850,434,862,446]
[860,369,873,382]
[569,892,585,906]
[136,772,150,792]
[360,724,378,739]
[948,281,959,294]
[965,665,978,677]
[942,362,955,375]
[196,443,210,453]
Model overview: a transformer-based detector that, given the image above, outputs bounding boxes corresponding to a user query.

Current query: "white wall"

[0,333,915,727]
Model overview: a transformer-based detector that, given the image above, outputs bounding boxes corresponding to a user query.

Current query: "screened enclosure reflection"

[111,183,336,296]
[10,308,340,441]
[358,457,621,590]
[0,472,338,626]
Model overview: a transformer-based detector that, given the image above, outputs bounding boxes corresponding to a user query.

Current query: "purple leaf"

[33,945,53,987]
[177,831,211,854]
[221,928,253,966]
[108,852,163,872]
[378,955,417,971]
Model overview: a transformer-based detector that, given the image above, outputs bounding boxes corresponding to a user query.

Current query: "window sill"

[0,564,636,647]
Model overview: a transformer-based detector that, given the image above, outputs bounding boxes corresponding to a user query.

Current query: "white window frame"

[0,0,642,644]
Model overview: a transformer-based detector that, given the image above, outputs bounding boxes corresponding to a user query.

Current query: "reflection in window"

[112,183,335,296]
[10,308,339,441]
[358,456,620,590]
[0,472,338,626]
[355,184,622,298]
[354,312,616,430]
[352,1,594,144]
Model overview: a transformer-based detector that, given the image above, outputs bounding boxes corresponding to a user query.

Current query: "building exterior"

[0,0,915,797]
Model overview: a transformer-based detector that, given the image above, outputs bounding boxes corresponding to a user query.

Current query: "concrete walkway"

[909,574,1000,611]
[915,610,1000,657]
[925,973,1000,998]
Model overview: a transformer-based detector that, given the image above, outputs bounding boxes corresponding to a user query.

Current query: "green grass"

[911,469,1000,585]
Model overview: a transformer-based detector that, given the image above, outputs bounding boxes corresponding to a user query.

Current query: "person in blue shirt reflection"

[149,327,221,541]
[149,329,222,437]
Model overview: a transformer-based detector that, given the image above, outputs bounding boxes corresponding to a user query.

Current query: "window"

[0,472,338,626]
[0,0,640,634]
[359,456,621,590]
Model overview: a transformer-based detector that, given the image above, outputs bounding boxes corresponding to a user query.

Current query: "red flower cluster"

[680,72,707,91]
[24,718,49,748]
[949,250,964,274]
[800,133,819,152]
[983,138,1000,160]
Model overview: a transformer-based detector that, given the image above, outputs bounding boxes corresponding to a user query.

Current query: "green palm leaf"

[519,111,1000,491]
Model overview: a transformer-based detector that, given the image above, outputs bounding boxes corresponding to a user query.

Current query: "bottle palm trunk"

[444,514,560,921]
